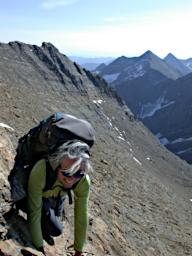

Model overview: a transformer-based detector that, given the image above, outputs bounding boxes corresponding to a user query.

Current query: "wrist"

[74,250,82,256]
[37,246,45,254]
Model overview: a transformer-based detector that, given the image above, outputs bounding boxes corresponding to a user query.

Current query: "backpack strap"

[43,160,57,191]
[64,179,83,205]
[68,176,84,205]
[67,190,73,205]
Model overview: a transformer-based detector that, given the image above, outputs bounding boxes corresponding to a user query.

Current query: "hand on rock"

[74,251,83,256]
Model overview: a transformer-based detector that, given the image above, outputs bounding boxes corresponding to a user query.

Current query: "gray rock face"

[0,125,15,219]
[142,72,192,163]
[164,53,191,76]
[0,42,192,256]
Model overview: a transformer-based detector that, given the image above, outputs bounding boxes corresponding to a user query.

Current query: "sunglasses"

[59,157,84,177]
[61,169,84,178]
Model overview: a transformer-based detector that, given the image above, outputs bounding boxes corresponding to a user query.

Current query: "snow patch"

[159,137,169,145]
[176,148,192,155]
[0,122,14,131]
[170,137,192,144]
[105,115,113,127]
[118,136,125,141]
[155,133,170,145]
[120,63,146,81]
[156,133,162,139]
[133,157,142,166]
[140,97,175,118]
[156,134,192,146]
[93,99,103,104]
[103,73,120,83]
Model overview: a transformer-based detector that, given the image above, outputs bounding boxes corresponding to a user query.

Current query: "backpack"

[8,112,95,202]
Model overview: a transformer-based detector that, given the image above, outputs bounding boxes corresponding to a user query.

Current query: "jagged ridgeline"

[96,51,192,164]
[0,41,192,256]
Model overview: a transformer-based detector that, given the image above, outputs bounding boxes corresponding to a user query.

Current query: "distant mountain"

[69,56,114,71]
[97,50,184,115]
[80,62,100,70]
[95,63,107,72]
[97,50,192,163]
[97,50,184,85]
[164,53,191,76]
[142,72,192,163]
[180,57,192,70]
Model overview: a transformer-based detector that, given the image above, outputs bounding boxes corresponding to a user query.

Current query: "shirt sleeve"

[73,174,90,252]
[27,159,46,249]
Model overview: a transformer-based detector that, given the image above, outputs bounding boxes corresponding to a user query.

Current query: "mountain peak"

[110,55,129,65]
[164,52,191,76]
[139,50,158,61]
[144,50,153,55]
[142,50,154,57]
[164,53,177,61]
[8,41,29,50]
[115,55,128,61]
[41,42,59,52]
[166,52,175,57]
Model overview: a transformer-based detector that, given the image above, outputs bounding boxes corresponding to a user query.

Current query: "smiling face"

[56,156,83,188]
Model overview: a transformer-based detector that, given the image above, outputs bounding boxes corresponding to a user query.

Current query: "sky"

[1,0,192,58]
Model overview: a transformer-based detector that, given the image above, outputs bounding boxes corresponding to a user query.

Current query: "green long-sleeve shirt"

[27,159,90,252]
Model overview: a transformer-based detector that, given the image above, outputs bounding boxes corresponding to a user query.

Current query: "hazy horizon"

[1,0,192,58]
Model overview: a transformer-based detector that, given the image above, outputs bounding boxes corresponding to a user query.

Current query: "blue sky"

[1,0,192,58]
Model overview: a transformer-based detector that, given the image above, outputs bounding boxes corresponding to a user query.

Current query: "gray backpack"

[8,112,95,202]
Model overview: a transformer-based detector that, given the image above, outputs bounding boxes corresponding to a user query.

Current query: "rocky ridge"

[0,42,192,256]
